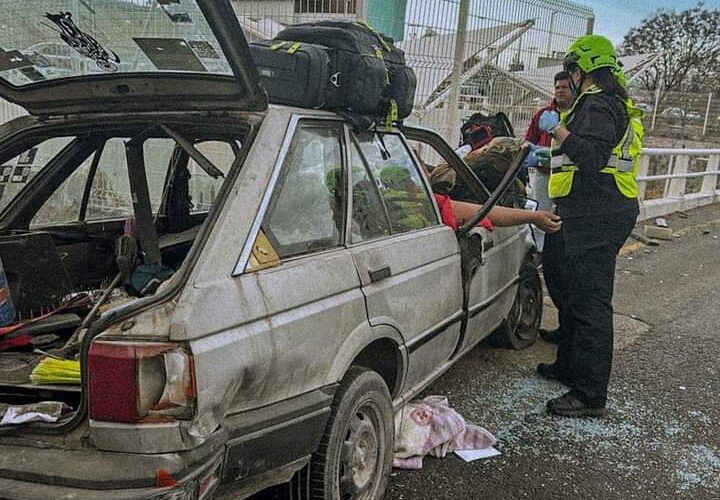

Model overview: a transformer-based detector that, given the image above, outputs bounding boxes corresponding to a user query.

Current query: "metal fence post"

[702,92,713,136]
[637,154,650,201]
[651,86,661,131]
[667,155,689,198]
[447,0,470,147]
[701,154,719,196]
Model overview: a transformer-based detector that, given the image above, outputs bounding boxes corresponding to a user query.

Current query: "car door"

[221,119,367,412]
[404,127,526,352]
[346,128,463,394]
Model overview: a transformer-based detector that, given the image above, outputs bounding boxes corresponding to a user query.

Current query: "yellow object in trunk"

[30,357,81,385]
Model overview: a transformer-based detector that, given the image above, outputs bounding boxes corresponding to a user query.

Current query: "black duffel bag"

[250,40,332,109]
[274,20,417,121]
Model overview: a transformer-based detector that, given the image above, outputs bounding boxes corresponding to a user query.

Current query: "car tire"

[490,260,543,350]
[308,367,394,500]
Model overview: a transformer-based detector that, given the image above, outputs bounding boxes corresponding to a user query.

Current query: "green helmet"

[563,35,618,74]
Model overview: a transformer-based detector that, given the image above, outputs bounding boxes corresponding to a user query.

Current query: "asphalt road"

[243,203,720,500]
[385,203,720,500]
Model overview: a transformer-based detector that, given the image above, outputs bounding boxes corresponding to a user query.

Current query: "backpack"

[460,112,515,150]
[273,20,417,123]
[450,137,527,206]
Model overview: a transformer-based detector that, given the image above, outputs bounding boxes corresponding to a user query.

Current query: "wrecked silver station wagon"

[0,1,542,499]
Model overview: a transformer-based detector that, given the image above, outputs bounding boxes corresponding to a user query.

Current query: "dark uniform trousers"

[542,207,638,405]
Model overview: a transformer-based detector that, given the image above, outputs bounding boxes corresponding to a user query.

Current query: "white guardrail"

[637,148,720,220]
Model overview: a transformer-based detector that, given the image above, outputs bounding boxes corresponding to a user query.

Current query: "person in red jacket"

[418,149,560,234]
[526,71,574,148]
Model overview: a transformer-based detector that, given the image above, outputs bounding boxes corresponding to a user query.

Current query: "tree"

[620,4,720,93]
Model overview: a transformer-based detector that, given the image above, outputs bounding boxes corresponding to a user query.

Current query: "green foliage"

[620,4,720,93]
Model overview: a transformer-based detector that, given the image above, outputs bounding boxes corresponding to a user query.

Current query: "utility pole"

[447,0,470,147]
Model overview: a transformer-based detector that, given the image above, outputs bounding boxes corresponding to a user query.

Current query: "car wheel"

[308,367,393,500]
[490,261,543,350]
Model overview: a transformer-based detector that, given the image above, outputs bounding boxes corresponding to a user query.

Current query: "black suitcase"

[250,40,330,109]
[275,20,416,119]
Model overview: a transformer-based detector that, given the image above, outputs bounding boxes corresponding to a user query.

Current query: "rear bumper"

[0,449,223,500]
[0,388,333,499]
[0,430,225,500]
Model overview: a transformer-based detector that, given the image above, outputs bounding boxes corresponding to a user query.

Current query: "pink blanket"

[393,396,496,469]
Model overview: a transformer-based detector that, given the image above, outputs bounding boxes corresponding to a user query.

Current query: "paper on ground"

[454,447,502,462]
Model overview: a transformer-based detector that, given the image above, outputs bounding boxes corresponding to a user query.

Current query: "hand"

[522,150,540,169]
[533,147,552,167]
[533,211,561,233]
[538,110,560,133]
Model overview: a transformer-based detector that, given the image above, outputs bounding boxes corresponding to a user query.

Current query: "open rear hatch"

[0,0,267,116]
[0,118,251,433]
[0,0,264,434]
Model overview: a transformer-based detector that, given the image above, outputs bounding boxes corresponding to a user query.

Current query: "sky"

[590,0,720,45]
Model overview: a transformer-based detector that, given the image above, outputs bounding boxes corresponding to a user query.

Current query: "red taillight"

[88,341,195,424]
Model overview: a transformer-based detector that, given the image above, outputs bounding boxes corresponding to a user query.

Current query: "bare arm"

[451,200,561,233]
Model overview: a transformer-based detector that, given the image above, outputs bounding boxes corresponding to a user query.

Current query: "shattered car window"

[0,1,232,87]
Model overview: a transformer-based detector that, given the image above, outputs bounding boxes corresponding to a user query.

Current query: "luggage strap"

[358,20,391,52]
[385,99,399,131]
[269,41,301,54]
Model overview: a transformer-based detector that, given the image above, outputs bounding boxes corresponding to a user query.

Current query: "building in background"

[231,0,408,40]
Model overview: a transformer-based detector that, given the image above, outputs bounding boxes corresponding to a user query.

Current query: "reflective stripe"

[620,123,634,160]
[269,41,286,51]
[550,153,571,169]
[605,154,634,173]
[287,42,301,54]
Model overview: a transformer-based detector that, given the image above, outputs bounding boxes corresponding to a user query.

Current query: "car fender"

[326,321,407,391]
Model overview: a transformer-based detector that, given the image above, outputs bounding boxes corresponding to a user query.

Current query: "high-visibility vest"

[548,85,644,199]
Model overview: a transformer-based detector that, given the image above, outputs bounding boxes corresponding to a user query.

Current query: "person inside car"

[421,154,561,233]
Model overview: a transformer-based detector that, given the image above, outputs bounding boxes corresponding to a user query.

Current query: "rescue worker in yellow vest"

[535,34,644,417]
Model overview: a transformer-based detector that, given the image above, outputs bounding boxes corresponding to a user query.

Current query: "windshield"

[0,0,233,87]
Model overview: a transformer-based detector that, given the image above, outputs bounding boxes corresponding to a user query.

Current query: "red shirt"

[525,102,558,147]
[434,194,493,231]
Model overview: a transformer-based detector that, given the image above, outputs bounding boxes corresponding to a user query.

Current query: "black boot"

[536,363,571,385]
[539,328,562,344]
[546,392,606,418]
